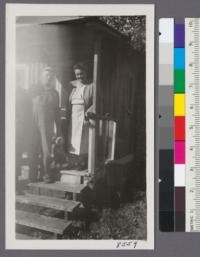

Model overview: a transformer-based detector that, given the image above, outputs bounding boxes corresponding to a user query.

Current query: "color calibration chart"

[159,18,200,232]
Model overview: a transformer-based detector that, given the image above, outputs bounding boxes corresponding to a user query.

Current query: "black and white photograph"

[6,4,154,249]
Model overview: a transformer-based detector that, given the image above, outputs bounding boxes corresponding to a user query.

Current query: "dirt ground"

[68,190,147,240]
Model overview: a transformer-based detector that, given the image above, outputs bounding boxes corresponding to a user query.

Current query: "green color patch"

[174,69,185,93]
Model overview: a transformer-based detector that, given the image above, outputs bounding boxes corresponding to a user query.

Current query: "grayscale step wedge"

[28,181,87,200]
[16,193,81,213]
[16,210,72,237]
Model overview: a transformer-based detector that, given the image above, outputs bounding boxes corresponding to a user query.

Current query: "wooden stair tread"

[16,210,72,235]
[60,169,88,176]
[16,194,80,212]
[28,181,86,194]
[16,233,35,240]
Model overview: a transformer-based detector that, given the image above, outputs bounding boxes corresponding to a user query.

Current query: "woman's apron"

[68,84,89,155]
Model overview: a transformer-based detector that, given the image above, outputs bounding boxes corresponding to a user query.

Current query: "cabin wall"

[131,51,146,189]
[98,37,145,152]
[98,36,146,189]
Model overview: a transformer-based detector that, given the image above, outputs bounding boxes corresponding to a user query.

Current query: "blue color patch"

[174,48,185,69]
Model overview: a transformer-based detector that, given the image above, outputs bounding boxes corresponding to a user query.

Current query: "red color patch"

[175,116,185,141]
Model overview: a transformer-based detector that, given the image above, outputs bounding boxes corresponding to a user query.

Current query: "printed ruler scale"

[185,18,200,232]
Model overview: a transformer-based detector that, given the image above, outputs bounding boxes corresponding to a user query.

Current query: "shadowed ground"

[67,190,147,240]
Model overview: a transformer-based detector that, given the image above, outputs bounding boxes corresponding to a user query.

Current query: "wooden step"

[16,210,72,236]
[28,181,86,194]
[60,170,88,176]
[16,194,80,213]
[28,181,87,200]
[60,170,89,184]
[16,232,35,240]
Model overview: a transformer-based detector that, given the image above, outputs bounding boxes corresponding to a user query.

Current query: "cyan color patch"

[174,48,185,69]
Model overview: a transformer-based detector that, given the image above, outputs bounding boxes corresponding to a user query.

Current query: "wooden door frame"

[88,35,102,177]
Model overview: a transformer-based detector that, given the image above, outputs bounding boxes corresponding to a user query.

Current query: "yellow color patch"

[174,94,185,116]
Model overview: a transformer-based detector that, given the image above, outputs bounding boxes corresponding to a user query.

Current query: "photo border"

[5,3,154,250]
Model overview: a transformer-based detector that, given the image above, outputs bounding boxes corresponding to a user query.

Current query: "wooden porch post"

[88,35,101,177]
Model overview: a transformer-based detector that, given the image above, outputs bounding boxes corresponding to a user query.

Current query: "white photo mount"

[6,4,154,250]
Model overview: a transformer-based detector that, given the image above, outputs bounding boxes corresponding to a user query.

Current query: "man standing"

[30,66,62,183]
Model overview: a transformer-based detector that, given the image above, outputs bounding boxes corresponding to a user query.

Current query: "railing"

[87,112,117,177]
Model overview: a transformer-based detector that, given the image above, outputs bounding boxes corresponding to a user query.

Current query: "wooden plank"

[16,194,80,212]
[93,34,102,171]
[88,35,102,176]
[28,182,86,194]
[60,174,81,185]
[109,121,117,160]
[16,233,35,240]
[88,117,95,176]
[60,170,88,185]
[16,210,72,235]
[60,170,88,176]
[95,119,107,174]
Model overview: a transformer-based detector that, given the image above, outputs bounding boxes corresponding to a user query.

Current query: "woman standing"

[66,63,93,170]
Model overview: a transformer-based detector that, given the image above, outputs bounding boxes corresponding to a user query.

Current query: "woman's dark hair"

[73,63,85,72]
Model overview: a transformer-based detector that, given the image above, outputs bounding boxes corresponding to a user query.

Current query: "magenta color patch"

[175,141,185,164]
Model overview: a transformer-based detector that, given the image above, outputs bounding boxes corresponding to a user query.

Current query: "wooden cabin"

[16,16,146,189]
